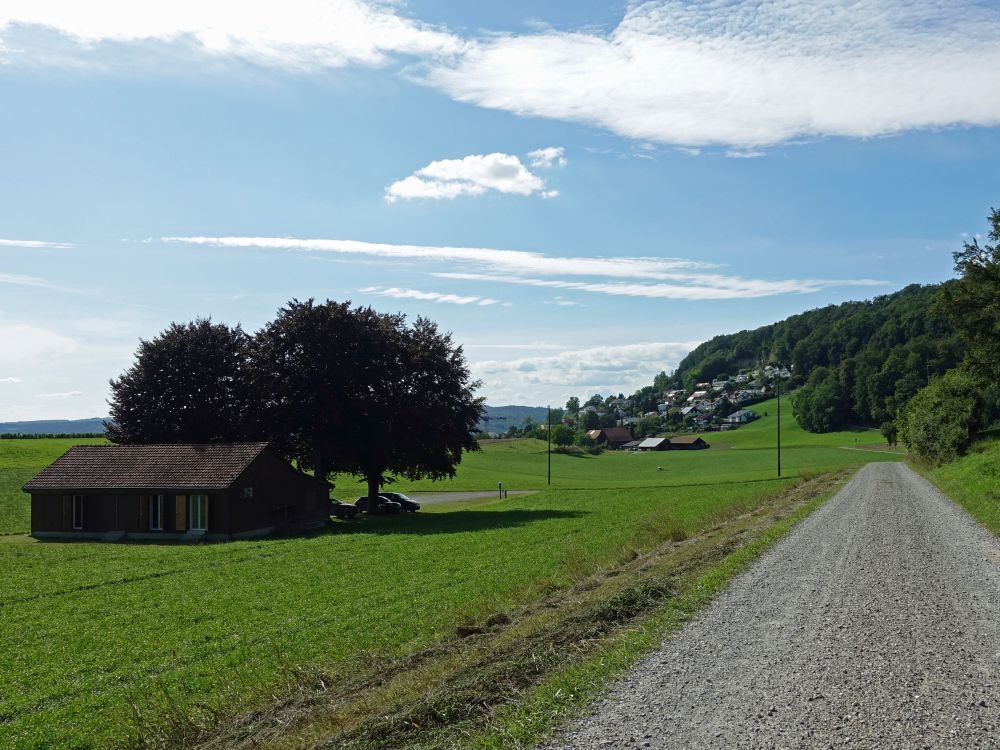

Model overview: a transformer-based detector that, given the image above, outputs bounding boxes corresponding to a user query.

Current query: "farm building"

[669,436,710,450]
[637,437,671,451]
[23,442,330,541]
[586,426,634,448]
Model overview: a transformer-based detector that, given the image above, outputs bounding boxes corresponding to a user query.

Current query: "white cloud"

[526,146,567,169]
[471,341,700,405]
[39,390,83,398]
[0,376,22,383]
[359,286,499,306]
[0,272,72,291]
[385,151,556,202]
[165,235,885,301]
[163,235,715,279]
[434,271,883,301]
[0,238,74,249]
[423,1,1000,148]
[0,323,79,364]
[543,296,578,307]
[0,0,463,69]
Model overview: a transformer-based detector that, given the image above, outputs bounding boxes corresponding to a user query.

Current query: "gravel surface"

[546,462,1000,749]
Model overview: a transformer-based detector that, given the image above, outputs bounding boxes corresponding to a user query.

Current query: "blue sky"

[2,0,999,419]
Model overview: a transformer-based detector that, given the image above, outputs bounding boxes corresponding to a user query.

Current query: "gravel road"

[547,462,1000,749]
[408,490,537,505]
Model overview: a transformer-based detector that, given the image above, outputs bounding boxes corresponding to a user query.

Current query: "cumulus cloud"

[422,0,1000,148]
[385,151,558,202]
[359,285,499,306]
[526,146,567,169]
[471,341,700,405]
[0,0,463,69]
[164,235,885,301]
[0,238,74,249]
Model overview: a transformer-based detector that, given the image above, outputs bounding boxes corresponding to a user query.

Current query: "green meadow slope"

[0,423,903,749]
[921,434,1000,537]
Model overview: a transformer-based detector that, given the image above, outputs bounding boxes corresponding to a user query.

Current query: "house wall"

[229,450,328,534]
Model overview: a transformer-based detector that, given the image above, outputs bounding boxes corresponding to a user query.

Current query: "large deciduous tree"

[937,207,1000,381]
[106,319,252,444]
[253,300,483,507]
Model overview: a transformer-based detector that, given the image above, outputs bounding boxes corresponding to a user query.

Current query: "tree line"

[106,299,484,506]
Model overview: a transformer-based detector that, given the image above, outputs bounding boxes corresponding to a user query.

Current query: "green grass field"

[922,433,1000,537]
[0,415,902,749]
[340,397,899,494]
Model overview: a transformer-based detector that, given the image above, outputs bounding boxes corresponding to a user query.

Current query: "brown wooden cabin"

[586,427,634,449]
[23,443,330,541]
[669,436,710,450]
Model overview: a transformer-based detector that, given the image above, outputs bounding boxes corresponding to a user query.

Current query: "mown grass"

[339,400,896,494]
[4,477,817,748]
[920,434,1000,537]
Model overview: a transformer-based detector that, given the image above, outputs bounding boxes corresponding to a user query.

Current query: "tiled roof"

[23,443,271,491]
[670,436,705,444]
[601,427,633,443]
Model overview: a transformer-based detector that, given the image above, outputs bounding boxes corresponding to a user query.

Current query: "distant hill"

[0,418,107,435]
[478,405,549,433]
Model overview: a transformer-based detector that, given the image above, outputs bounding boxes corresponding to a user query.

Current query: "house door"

[189,495,208,531]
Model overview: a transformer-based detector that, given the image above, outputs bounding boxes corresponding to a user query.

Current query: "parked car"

[354,496,403,514]
[378,491,420,512]
[330,499,360,519]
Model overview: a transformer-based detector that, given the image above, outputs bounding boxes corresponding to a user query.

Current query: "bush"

[899,369,985,464]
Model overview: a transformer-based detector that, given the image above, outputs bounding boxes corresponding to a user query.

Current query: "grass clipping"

[143,471,848,750]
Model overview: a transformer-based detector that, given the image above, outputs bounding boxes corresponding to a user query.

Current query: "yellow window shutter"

[176,495,187,530]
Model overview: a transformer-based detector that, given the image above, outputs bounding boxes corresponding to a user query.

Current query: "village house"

[586,426,634,448]
[23,442,330,541]
[670,436,710,450]
[637,437,671,451]
[723,409,758,425]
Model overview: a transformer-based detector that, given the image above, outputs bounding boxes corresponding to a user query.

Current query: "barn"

[23,442,330,541]
[669,436,710,450]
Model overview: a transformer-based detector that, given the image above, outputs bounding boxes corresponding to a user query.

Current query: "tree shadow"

[325,508,585,536]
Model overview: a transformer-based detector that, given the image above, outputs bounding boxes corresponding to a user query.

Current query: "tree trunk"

[366,474,381,514]
[313,445,328,491]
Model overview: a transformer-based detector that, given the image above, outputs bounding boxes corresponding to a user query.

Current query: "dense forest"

[671,283,965,431]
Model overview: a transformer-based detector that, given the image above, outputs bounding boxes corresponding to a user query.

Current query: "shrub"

[899,369,985,464]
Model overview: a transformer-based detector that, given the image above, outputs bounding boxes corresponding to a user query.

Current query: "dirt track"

[546,462,1000,749]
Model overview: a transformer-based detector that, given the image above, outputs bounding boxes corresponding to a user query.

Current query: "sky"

[1,0,999,420]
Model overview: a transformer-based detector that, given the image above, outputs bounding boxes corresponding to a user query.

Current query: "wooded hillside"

[673,283,964,429]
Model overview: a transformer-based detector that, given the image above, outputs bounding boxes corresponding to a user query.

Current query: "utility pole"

[547,404,552,485]
[777,381,782,477]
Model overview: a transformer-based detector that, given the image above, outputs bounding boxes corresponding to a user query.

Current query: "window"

[242,486,253,499]
[189,495,208,531]
[148,494,164,531]
[72,495,84,530]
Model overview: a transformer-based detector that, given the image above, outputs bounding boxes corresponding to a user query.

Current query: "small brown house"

[669,436,710,450]
[586,427,634,448]
[23,443,330,541]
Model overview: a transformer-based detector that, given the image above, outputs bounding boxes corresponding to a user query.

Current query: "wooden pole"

[547,404,552,485]
[777,382,782,477]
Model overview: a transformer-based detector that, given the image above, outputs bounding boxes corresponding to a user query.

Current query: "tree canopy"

[106,319,252,444]
[936,207,1000,382]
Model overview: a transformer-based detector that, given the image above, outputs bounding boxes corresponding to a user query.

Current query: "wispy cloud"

[162,235,715,279]
[164,235,885,301]
[0,272,80,292]
[0,0,463,69]
[385,151,560,202]
[0,238,74,249]
[39,390,83,398]
[0,376,22,384]
[0,323,79,363]
[435,271,884,301]
[359,286,499,306]
[422,1,1000,148]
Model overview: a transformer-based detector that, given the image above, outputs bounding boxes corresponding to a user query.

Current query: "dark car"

[378,492,420,512]
[330,499,360,519]
[354,496,403,514]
